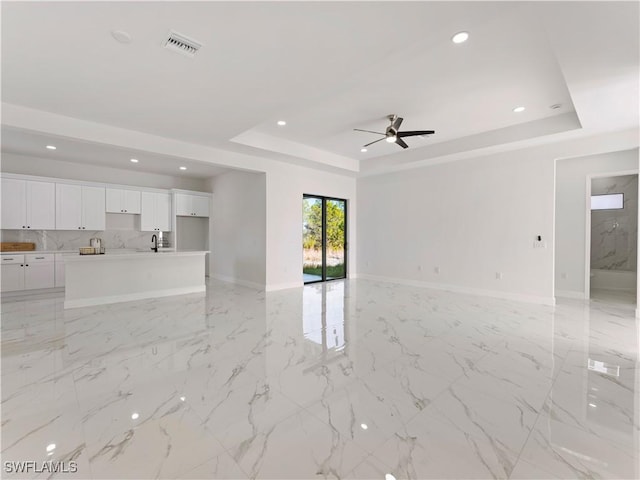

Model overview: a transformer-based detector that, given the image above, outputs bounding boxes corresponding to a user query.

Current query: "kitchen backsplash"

[0,229,170,251]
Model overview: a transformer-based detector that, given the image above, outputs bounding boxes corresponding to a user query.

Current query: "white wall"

[358,130,639,305]
[209,170,267,288]
[358,150,554,303]
[555,149,639,298]
[265,163,356,290]
[1,152,209,191]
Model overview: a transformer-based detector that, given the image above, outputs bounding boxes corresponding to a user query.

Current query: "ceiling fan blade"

[363,137,388,147]
[397,130,435,138]
[395,138,409,149]
[353,128,385,135]
[391,116,404,130]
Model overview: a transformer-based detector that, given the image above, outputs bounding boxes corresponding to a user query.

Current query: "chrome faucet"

[151,234,158,253]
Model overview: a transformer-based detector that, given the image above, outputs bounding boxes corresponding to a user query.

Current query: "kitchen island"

[63,250,208,308]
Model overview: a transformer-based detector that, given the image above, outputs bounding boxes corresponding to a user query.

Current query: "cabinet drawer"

[1,255,25,265]
[25,253,54,263]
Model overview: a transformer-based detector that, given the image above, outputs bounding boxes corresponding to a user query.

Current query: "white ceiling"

[1,127,230,178]
[1,1,638,176]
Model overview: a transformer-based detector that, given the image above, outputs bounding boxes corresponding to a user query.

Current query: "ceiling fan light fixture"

[360,148,367,152]
[513,106,526,113]
[354,114,434,150]
[451,31,469,44]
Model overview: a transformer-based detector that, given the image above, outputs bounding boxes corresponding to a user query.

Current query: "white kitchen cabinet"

[56,184,105,231]
[0,254,54,291]
[175,193,210,217]
[140,192,171,231]
[24,254,55,290]
[1,178,55,230]
[82,186,106,230]
[1,255,25,292]
[106,188,141,214]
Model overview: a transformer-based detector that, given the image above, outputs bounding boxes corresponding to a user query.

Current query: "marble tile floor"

[1,279,639,479]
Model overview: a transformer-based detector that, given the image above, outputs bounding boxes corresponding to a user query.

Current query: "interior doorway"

[587,173,638,305]
[302,195,347,284]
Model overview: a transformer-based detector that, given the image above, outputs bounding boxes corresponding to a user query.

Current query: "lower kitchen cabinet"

[0,254,55,292]
[1,263,24,292]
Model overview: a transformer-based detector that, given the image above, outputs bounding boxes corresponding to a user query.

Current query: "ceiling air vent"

[164,31,202,57]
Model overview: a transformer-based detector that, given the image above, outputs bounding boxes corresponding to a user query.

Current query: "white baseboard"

[211,274,264,290]
[555,290,588,299]
[1,287,64,298]
[265,281,303,292]
[357,274,555,306]
[64,286,206,309]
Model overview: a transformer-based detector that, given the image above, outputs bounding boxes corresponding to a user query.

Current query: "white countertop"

[63,250,209,262]
[1,248,178,255]
[1,250,76,255]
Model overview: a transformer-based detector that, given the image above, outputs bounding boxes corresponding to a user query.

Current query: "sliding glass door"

[303,195,347,283]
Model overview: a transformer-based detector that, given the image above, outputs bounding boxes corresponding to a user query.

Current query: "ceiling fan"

[354,114,435,149]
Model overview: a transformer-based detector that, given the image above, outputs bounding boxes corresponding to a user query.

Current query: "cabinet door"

[123,190,141,214]
[140,192,157,231]
[105,188,123,213]
[24,263,55,290]
[1,178,27,229]
[0,264,24,292]
[26,181,56,229]
[175,194,192,216]
[55,184,82,230]
[156,193,171,231]
[82,186,106,230]
[192,196,210,217]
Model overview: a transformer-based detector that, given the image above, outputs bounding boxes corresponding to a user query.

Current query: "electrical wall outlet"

[496,272,503,280]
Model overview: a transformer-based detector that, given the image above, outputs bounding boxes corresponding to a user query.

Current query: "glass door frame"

[303,194,347,284]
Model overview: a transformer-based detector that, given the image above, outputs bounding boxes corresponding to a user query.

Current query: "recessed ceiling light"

[179,166,187,171]
[360,423,368,430]
[360,148,367,153]
[130,158,139,163]
[277,120,287,126]
[111,30,132,44]
[451,31,469,44]
[550,103,562,110]
[385,475,397,480]
[131,412,139,420]
[385,136,396,143]
[513,106,526,113]
[46,145,56,150]
[46,444,56,452]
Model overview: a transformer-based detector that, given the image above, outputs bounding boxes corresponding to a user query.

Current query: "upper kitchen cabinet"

[175,193,210,217]
[1,178,56,230]
[140,192,171,231]
[55,184,106,231]
[106,188,141,214]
